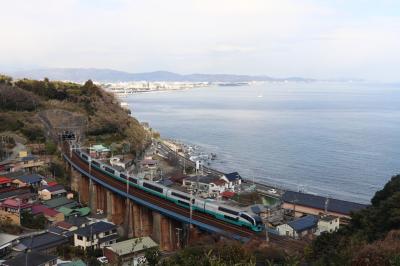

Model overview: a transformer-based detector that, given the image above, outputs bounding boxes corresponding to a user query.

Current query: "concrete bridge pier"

[151,212,180,251]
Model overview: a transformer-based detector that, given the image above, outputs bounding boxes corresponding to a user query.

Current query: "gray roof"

[42,184,66,193]
[0,188,31,201]
[287,215,318,232]
[15,232,68,252]
[105,236,158,256]
[159,179,173,187]
[15,174,43,184]
[66,216,90,227]
[0,233,19,248]
[282,191,368,215]
[3,251,57,266]
[98,234,119,244]
[43,197,78,209]
[74,221,116,237]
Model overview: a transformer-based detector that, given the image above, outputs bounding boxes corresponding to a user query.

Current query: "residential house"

[0,198,32,225]
[0,177,13,190]
[0,233,19,258]
[65,216,90,229]
[13,192,38,204]
[276,215,318,239]
[223,172,242,189]
[44,197,79,209]
[0,187,31,201]
[281,191,368,223]
[73,221,118,250]
[14,232,69,254]
[39,185,67,200]
[57,206,90,218]
[89,145,111,159]
[14,155,46,172]
[103,236,158,265]
[3,251,57,266]
[183,175,228,197]
[109,155,134,170]
[315,215,340,235]
[140,158,158,170]
[12,174,44,188]
[31,204,65,224]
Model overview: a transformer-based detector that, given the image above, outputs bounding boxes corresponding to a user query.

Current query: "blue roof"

[282,191,368,215]
[287,215,318,232]
[225,172,242,181]
[15,174,43,184]
[74,221,116,237]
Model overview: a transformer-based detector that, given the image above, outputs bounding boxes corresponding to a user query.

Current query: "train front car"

[251,214,264,232]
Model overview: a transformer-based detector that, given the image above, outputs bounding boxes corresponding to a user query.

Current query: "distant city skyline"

[1,1,400,82]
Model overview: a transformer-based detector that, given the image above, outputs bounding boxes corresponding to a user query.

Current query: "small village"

[0,127,367,265]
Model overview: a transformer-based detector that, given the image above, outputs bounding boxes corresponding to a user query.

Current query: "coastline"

[158,137,369,206]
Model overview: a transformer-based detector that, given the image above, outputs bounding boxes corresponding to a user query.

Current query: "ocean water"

[125,82,400,203]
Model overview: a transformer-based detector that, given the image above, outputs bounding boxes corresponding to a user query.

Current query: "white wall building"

[315,215,340,235]
[73,221,118,250]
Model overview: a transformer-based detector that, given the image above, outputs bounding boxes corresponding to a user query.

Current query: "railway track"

[65,147,306,251]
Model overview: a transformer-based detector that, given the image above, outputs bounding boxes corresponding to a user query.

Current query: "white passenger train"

[76,150,263,231]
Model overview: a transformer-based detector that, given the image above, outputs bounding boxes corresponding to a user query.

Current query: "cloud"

[0,0,399,81]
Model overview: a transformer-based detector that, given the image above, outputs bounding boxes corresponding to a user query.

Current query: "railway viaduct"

[62,144,260,252]
[62,145,307,253]
[67,154,184,251]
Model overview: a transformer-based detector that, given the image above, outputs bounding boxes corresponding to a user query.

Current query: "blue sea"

[126,82,400,203]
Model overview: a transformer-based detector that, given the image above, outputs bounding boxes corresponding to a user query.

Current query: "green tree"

[145,247,161,266]
[45,140,57,155]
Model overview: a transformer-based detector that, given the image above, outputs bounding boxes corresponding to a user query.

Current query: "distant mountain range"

[8,68,316,83]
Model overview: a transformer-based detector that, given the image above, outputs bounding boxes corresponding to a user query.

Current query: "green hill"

[0,74,147,152]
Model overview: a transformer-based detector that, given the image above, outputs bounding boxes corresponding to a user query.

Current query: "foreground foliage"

[306,174,400,265]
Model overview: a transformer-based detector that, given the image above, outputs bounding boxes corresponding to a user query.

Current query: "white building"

[73,221,118,250]
[315,215,340,235]
[183,176,228,197]
[276,215,318,239]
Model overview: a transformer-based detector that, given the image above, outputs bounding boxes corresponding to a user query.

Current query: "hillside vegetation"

[0,74,147,152]
[306,174,400,265]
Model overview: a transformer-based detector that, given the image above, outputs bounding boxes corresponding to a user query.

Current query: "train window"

[91,160,100,167]
[178,200,189,206]
[224,215,238,221]
[104,167,115,174]
[76,151,81,155]
[130,178,138,184]
[218,207,239,216]
[82,154,88,160]
[143,182,163,193]
[171,192,190,201]
[120,173,127,179]
[240,213,254,225]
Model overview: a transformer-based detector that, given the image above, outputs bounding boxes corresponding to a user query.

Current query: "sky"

[1,0,400,81]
